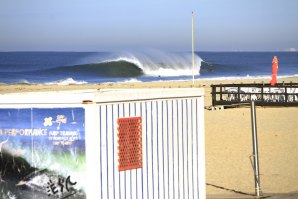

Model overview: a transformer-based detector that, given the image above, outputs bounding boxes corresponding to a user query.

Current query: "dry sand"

[1,76,298,197]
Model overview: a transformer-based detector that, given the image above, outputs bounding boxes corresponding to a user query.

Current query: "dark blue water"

[199,52,298,78]
[0,51,297,84]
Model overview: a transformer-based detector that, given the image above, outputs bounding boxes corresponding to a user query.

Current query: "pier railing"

[211,83,298,106]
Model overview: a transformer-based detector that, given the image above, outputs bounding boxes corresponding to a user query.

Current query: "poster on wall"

[0,108,86,199]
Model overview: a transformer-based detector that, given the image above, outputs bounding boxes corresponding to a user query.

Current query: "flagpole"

[192,11,195,85]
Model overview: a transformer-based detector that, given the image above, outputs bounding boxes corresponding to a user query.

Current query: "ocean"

[0,51,297,85]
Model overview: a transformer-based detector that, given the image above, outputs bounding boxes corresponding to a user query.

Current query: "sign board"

[0,107,86,199]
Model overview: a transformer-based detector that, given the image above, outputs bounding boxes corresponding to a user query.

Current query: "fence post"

[212,85,216,106]
[237,86,240,103]
[285,86,288,103]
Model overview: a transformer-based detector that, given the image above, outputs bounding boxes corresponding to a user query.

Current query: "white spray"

[107,50,203,77]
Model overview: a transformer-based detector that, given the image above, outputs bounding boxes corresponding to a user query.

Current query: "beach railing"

[211,82,298,107]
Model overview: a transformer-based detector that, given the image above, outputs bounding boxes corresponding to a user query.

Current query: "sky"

[0,0,297,52]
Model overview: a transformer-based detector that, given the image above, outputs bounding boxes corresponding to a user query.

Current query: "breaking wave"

[0,51,205,84]
[24,52,203,78]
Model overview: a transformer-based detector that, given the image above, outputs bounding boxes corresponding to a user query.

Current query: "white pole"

[192,11,195,85]
[250,101,262,197]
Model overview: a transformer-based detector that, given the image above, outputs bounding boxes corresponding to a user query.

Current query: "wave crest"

[104,51,202,77]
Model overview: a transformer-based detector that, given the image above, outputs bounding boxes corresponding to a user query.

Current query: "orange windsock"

[270,56,278,86]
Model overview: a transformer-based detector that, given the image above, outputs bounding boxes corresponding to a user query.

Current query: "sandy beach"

[1,76,298,197]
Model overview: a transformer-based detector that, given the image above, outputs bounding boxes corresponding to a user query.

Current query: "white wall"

[86,94,205,199]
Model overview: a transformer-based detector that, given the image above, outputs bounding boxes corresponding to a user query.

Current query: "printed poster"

[0,108,86,199]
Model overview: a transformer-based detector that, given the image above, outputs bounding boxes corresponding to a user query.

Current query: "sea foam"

[46,78,87,86]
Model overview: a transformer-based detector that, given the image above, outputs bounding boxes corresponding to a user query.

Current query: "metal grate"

[117,116,142,171]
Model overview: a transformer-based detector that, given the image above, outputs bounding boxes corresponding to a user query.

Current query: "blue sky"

[0,0,297,51]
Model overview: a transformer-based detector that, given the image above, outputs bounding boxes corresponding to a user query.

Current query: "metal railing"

[211,82,298,106]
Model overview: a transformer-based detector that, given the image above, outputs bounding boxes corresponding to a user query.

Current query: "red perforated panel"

[117,117,142,171]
